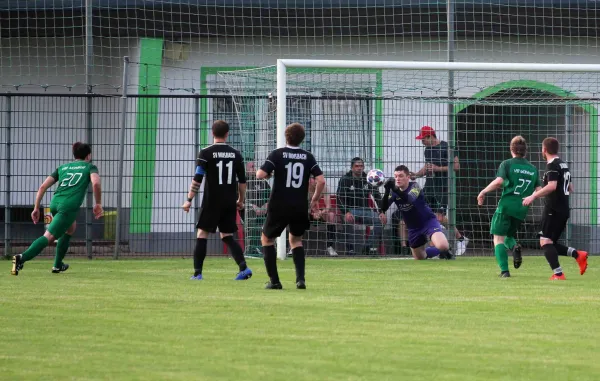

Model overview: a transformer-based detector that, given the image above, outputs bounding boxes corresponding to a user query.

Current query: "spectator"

[241,161,270,257]
[308,177,339,256]
[412,125,469,255]
[336,157,383,254]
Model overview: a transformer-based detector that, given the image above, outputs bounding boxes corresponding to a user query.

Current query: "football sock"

[504,236,516,251]
[292,246,305,282]
[222,236,247,271]
[262,245,280,283]
[554,243,578,258]
[21,236,50,262]
[193,238,208,276]
[425,246,441,258]
[326,224,336,248]
[494,244,509,272]
[542,243,562,274]
[53,234,72,268]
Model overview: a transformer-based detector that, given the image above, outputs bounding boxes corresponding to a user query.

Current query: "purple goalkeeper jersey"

[388,182,438,230]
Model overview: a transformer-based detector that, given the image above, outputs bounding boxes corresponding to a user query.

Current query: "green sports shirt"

[495,157,541,220]
[50,161,99,209]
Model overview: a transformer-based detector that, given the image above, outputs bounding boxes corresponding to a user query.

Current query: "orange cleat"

[550,273,566,281]
[576,251,588,275]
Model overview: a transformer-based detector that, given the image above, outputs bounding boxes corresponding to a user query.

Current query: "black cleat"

[296,280,306,289]
[11,254,23,276]
[513,244,523,269]
[265,281,283,290]
[499,271,511,278]
[51,263,69,273]
[439,251,456,260]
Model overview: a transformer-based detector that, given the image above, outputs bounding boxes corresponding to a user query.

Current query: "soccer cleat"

[234,268,253,280]
[327,246,338,256]
[296,280,306,289]
[455,237,469,256]
[11,254,23,276]
[499,271,511,278]
[51,263,69,273]
[576,251,588,275]
[190,274,203,280]
[439,251,455,260]
[265,281,283,290]
[550,273,566,281]
[513,244,523,269]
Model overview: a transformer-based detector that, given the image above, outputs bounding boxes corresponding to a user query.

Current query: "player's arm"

[433,155,460,173]
[182,153,206,213]
[257,151,276,180]
[90,172,104,219]
[308,158,325,210]
[412,165,427,178]
[379,180,393,213]
[236,156,247,210]
[477,177,504,206]
[522,182,556,206]
[31,176,57,223]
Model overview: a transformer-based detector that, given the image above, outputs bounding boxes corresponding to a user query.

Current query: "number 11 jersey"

[197,143,246,208]
[260,146,323,209]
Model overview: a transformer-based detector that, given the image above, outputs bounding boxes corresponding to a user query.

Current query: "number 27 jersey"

[261,147,323,208]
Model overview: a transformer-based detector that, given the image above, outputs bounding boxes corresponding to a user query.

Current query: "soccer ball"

[367,169,386,187]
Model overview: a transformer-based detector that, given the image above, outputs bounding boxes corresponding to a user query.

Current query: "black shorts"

[424,192,447,215]
[263,207,309,239]
[539,208,569,243]
[196,205,238,234]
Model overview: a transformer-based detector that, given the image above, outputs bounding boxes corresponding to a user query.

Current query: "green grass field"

[2,256,599,381]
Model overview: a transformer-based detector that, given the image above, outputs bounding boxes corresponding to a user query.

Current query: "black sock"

[326,224,336,248]
[193,238,208,276]
[292,246,306,282]
[554,243,578,258]
[262,245,280,283]
[222,236,247,271]
[542,243,561,273]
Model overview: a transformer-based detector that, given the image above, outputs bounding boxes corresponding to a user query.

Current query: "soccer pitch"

[2,257,599,381]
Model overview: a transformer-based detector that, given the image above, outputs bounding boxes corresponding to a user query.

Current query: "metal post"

[275,60,287,260]
[194,96,201,221]
[85,0,94,259]
[114,56,130,259]
[4,95,11,258]
[446,0,457,253]
[565,105,572,246]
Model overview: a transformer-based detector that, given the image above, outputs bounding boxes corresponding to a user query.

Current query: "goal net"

[220,61,600,259]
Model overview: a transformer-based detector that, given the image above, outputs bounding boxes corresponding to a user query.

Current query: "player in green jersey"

[11,142,103,276]
[477,136,541,277]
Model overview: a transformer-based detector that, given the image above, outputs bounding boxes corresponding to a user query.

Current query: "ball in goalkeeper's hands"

[367,168,386,187]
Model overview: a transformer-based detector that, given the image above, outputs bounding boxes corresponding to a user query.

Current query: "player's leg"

[289,210,310,289]
[342,210,357,254]
[549,214,588,276]
[407,229,428,260]
[190,229,210,280]
[218,209,252,280]
[323,210,338,256]
[429,230,453,260]
[52,220,77,273]
[411,245,427,260]
[358,209,383,254]
[261,212,286,289]
[490,211,511,277]
[430,194,468,255]
[539,209,565,280]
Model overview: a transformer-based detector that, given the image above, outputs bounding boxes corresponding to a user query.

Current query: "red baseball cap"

[416,126,435,140]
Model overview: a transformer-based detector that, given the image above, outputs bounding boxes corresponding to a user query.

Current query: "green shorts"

[490,211,523,237]
[48,204,79,239]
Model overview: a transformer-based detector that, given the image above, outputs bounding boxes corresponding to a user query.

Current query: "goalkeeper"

[378,165,454,260]
[477,136,540,278]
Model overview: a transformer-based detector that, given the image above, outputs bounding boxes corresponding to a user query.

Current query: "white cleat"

[327,246,338,256]
[455,237,469,256]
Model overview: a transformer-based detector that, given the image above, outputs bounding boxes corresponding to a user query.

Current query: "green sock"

[54,234,72,268]
[494,244,509,272]
[504,237,516,251]
[21,236,50,262]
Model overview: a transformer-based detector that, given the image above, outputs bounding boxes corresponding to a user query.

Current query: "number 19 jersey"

[261,147,323,209]
[50,161,99,209]
[496,157,541,220]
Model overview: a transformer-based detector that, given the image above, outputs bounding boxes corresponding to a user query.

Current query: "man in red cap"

[411,125,469,255]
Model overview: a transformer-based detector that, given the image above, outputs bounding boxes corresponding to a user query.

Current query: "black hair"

[73,142,91,160]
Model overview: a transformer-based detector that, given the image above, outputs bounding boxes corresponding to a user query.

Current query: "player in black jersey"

[182,120,252,281]
[522,137,588,280]
[257,123,326,290]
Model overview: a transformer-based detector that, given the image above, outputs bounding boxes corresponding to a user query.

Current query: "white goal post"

[274,59,600,260]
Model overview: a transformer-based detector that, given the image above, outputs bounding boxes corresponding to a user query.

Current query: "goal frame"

[274,59,600,260]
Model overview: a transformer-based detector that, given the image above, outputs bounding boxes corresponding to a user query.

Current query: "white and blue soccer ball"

[367,168,386,187]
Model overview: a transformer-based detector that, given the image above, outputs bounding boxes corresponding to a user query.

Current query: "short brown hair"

[510,135,527,158]
[212,120,230,138]
[285,123,305,146]
[543,137,560,155]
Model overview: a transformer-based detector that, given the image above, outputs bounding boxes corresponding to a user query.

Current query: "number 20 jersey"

[260,147,323,210]
[543,157,570,215]
[50,161,99,209]
[495,157,541,220]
